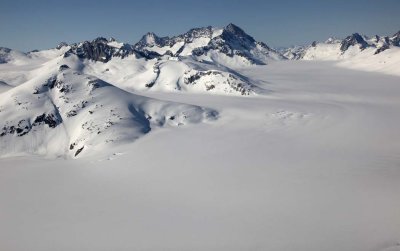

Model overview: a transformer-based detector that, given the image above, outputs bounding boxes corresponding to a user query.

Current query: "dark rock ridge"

[64,37,136,62]
[134,26,214,51]
[134,32,171,49]
[391,31,400,46]
[0,47,12,64]
[64,36,164,62]
[58,24,282,64]
[133,24,282,64]
[340,33,369,52]
[0,112,62,137]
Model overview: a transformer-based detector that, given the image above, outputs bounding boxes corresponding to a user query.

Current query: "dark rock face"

[59,64,70,71]
[64,37,162,62]
[374,37,391,54]
[208,23,257,54]
[222,23,256,46]
[340,33,369,52]
[134,49,162,60]
[180,26,213,43]
[134,27,213,52]
[65,37,136,62]
[132,24,276,63]
[391,31,400,46]
[184,70,253,95]
[75,146,84,156]
[33,76,70,94]
[33,113,62,128]
[67,37,114,62]
[0,119,31,137]
[375,43,390,54]
[134,32,170,50]
[0,112,62,138]
[0,47,12,64]
[193,23,270,65]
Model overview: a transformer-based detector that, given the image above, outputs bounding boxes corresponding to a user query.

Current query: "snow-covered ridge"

[0,64,217,158]
[281,30,400,76]
[132,23,283,65]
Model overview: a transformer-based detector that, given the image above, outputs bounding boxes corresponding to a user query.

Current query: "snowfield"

[1,60,400,251]
[0,24,400,251]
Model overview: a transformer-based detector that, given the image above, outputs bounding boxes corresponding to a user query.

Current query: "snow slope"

[81,55,256,95]
[0,55,217,158]
[284,31,400,76]
[337,46,400,76]
[0,60,399,251]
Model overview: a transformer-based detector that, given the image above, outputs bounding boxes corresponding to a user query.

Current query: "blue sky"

[1,0,399,51]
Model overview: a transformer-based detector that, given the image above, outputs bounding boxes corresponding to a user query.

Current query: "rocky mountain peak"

[64,37,135,62]
[340,33,369,52]
[134,32,170,50]
[92,37,109,44]
[222,23,256,43]
[142,32,160,45]
[56,42,69,50]
[181,26,213,42]
[391,30,400,46]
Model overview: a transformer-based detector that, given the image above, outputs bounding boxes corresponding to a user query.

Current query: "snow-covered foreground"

[1,61,400,251]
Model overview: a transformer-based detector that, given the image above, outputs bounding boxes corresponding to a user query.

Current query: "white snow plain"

[1,60,400,251]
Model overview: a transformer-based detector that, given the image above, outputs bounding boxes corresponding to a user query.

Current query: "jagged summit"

[223,23,256,43]
[64,36,137,62]
[391,30,400,46]
[181,26,213,41]
[136,32,167,48]
[131,23,283,65]
[142,32,159,45]
[340,33,369,52]
[46,24,283,65]
[134,26,215,54]
[56,42,68,50]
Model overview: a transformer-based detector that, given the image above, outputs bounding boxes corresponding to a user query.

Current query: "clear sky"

[1,0,399,52]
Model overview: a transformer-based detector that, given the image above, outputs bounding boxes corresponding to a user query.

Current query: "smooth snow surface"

[1,60,399,251]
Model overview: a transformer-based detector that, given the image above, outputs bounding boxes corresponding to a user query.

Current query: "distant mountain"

[131,24,283,66]
[282,30,400,60]
[190,23,284,65]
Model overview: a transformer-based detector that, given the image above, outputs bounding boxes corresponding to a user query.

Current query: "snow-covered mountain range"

[282,31,400,75]
[283,31,400,60]
[0,23,399,158]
